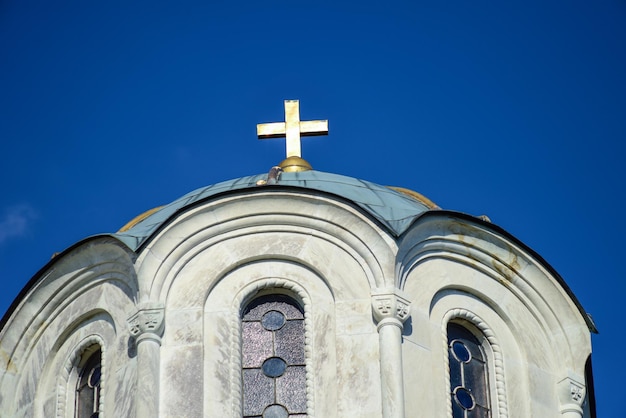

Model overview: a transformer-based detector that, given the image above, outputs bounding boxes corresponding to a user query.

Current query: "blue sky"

[1,1,624,415]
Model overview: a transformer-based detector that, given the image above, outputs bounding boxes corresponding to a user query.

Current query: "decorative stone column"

[557,375,586,418]
[372,288,411,418]
[128,302,165,418]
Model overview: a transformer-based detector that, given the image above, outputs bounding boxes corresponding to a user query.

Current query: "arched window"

[583,355,597,418]
[75,346,102,418]
[241,294,307,417]
[447,323,490,418]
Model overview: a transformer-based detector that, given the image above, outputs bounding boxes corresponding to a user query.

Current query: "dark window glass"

[455,387,475,409]
[264,404,289,418]
[242,295,306,417]
[452,341,471,362]
[75,347,101,418]
[448,323,490,418]
[262,311,286,331]
[262,357,287,377]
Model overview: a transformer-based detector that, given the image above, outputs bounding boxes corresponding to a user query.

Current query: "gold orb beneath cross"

[279,156,313,172]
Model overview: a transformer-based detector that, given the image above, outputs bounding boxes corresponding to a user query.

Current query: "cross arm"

[300,120,329,137]
[257,122,286,139]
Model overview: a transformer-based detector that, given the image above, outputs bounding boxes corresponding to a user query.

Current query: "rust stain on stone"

[0,348,17,374]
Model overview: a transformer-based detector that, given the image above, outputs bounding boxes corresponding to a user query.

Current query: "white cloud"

[0,204,38,245]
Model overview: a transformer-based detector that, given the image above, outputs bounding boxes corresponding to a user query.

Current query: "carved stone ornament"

[128,304,165,339]
[371,289,411,324]
[557,375,586,411]
[570,384,584,403]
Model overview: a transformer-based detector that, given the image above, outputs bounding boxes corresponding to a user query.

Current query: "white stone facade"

[0,185,594,417]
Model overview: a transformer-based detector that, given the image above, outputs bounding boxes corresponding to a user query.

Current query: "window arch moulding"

[75,347,102,418]
[231,278,315,418]
[442,309,508,418]
[57,335,106,418]
[241,294,306,417]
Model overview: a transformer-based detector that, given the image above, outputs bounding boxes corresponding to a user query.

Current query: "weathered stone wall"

[0,190,592,418]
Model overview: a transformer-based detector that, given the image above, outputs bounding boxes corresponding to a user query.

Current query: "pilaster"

[128,302,165,418]
[372,288,411,418]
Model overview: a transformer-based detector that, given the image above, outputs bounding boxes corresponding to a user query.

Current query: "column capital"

[557,374,586,416]
[128,303,165,342]
[371,288,411,326]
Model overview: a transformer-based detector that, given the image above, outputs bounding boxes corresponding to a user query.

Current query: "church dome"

[112,170,438,252]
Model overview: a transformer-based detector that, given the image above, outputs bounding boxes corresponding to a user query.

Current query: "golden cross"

[257,100,328,158]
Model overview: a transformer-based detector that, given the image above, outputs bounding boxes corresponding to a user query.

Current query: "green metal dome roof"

[112,170,436,251]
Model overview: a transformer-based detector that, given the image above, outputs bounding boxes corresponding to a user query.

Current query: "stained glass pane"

[451,397,465,418]
[243,296,303,321]
[242,321,274,368]
[243,369,274,416]
[275,301,304,320]
[452,340,471,363]
[447,323,490,418]
[262,311,286,331]
[468,404,489,418]
[242,295,306,418]
[262,357,287,377]
[276,321,305,365]
[466,360,488,407]
[465,338,485,362]
[276,366,307,413]
[88,366,101,388]
[449,356,462,388]
[455,387,475,410]
[263,404,289,418]
[76,393,93,418]
[76,348,101,418]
